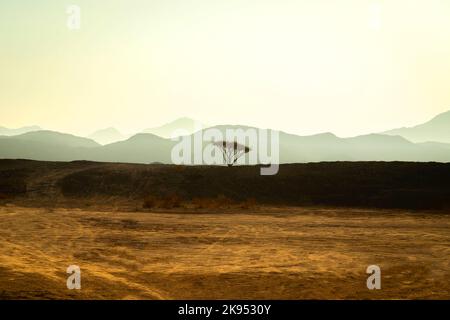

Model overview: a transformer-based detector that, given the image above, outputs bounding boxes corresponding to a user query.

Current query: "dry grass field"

[1,204,449,299]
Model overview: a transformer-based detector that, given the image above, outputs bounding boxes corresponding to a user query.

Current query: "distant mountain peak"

[126,133,167,142]
[429,109,450,122]
[349,133,413,144]
[307,132,338,138]
[0,125,42,136]
[142,117,207,138]
[383,109,450,143]
[94,127,120,133]
[169,116,198,124]
[88,127,126,145]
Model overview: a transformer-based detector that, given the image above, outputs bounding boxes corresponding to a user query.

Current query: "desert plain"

[0,205,449,299]
[0,160,449,299]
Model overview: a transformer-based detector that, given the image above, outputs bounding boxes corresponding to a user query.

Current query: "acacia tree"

[213,140,250,167]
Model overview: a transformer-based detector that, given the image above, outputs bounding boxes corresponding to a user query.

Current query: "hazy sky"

[1,0,450,136]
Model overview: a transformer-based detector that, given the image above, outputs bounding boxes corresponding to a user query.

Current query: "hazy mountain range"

[1,110,450,164]
[86,117,207,145]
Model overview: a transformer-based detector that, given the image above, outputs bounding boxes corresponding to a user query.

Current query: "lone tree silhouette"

[213,140,250,167]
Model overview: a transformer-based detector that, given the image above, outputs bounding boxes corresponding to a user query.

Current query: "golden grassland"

[0,204,449,299]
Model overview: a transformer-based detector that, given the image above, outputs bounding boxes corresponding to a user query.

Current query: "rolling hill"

[12,130,100,148]
[88,133,176,163]
[0,131,99,161]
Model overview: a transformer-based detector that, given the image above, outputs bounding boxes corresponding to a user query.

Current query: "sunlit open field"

[0,205,449,299]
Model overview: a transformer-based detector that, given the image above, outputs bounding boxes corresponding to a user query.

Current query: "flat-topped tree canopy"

[213,140,250,167]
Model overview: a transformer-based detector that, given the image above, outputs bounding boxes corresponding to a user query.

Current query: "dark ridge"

[1,160,450,210]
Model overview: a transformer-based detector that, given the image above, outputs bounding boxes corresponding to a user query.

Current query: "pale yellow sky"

[1,0,449,136]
